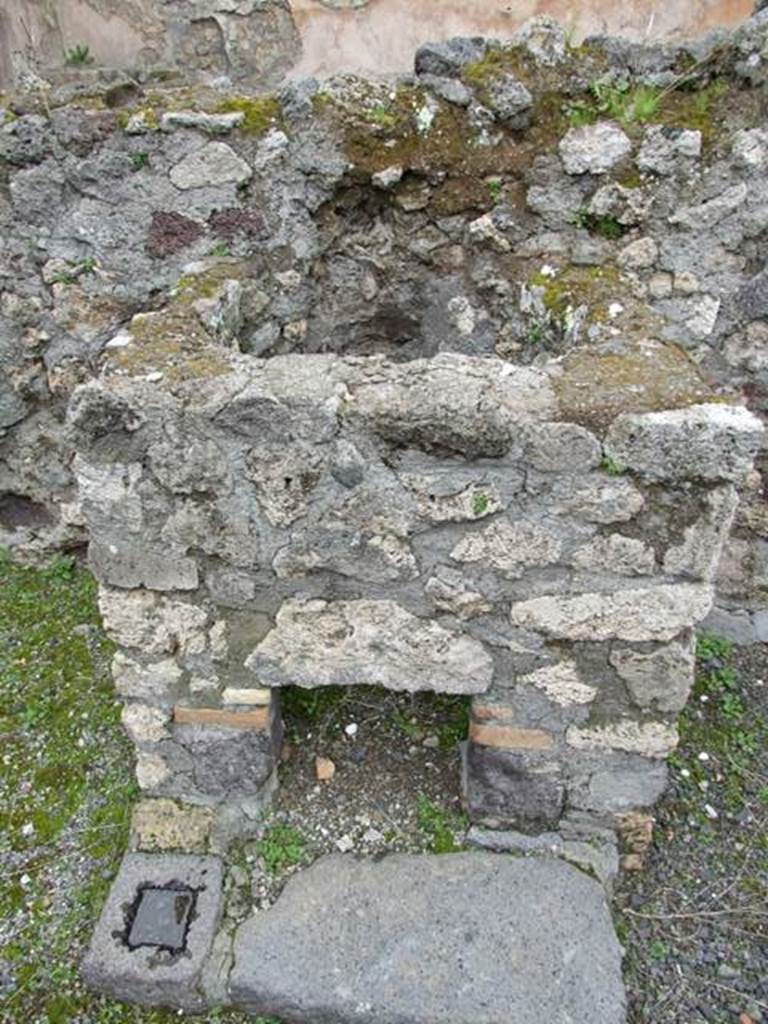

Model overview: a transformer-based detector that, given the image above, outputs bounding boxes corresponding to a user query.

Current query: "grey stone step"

[229,851,626,1024]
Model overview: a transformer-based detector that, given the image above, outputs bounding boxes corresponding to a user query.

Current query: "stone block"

[169,142,252,190]
[463,743,565,830]
[221,687,272,706]
[112,652,183,707]
[574,758,669,814]
[605,404,763,483]
[510,583,713,641]
[637,125,701,175]
[89,538,199,591]
[81,853,223,1011]
[559,121,631,175]
[246,597,493,694]
[566,719,678,758]
[230,853,626,1024]
[131,799,214,853]
[173,720,282,801]
[450,519,561,578]
[610,639,695,712]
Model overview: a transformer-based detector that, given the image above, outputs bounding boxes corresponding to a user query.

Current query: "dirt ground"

[0,553,766,1023]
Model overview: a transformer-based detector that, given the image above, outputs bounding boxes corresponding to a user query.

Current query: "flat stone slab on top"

[81,853,223,1012]
[229,851,626,1024]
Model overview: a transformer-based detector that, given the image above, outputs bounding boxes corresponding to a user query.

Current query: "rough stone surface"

[637,125,702,175]
[229,853,626,1024]
[81,853,223,1011]
[566,720,679,757]
[559,121,632,175]
[169,143,253,190]
[131,799,214,853]
[246,598,494,693]
[605,405,764,482]
[462,744,565,830]
[510,584,714,641]
[609,640,695,712]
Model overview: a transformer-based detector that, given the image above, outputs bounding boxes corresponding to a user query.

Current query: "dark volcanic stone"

[230,851,626,1024]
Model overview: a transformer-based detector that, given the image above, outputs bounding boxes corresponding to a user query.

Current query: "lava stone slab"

[81,853,222,1011]
[229,851,626,1024]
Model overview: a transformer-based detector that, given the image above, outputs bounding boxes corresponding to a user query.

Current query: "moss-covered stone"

[214,95,282,135]
[554,342,719,431]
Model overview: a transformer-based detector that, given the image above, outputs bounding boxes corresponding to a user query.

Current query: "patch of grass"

[566,82,661,128]
[600,455,627,476]
[696,631,733,663]
[255,824,306,874]
[671,636,767,814]
[280,685,350,723]
[392,710,424,740]
[64,44,94,66]
[368,104,399,130]
[415,795,467,854]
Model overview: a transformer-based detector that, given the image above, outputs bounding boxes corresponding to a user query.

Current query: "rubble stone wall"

[2,8,768,835]
[69,340,762,834]
[2,11,768,638]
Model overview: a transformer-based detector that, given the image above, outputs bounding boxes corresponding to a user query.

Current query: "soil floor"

[0,554,766,1023]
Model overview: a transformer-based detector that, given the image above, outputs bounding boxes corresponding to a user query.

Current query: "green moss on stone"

[214,95,282,135]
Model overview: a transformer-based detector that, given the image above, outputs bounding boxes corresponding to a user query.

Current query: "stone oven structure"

[69,326,763,839]
[1,7,767,846]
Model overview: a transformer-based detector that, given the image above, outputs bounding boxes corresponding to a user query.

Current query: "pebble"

[335,834,354,853]
[344,723,358,737]
[315,756,336,782]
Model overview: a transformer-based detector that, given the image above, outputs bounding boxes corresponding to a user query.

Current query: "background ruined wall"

[0,0,300,92]
[0,11,767,637]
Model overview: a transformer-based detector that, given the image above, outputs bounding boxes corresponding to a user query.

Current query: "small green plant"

[281,684,348,722]
[64,44,94,66]
[649,939,670,960]
[209,242,231,258]
[526,321,546,345]
[566,81,661,128]
[487,178,503,203]
[696,632,733,663]
[42,554,77,581]
[471,492,489,517]
[575,208,625,240]
[392,709,424,740]
[369,104,397,129]
[255,823,305,874]
[600,455,626,476]
[436,698,469,750]
[51,256,97,285]
[130,151,149,171]
[416,795,466,854]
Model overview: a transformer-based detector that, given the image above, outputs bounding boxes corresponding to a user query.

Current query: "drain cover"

[127,886,196,952]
